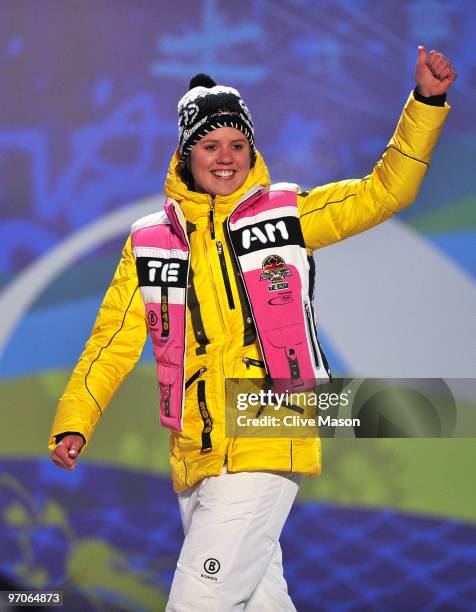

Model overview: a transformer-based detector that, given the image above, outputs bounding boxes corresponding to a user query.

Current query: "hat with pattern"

[177,73,256,165]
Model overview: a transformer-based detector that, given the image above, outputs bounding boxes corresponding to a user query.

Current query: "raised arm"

[299,47,456,251]
[48,236,147,456]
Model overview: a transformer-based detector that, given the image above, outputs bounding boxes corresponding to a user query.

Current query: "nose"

[216,145,233,164]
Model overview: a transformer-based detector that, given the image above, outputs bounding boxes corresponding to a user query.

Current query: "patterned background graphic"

[1,1,475,610]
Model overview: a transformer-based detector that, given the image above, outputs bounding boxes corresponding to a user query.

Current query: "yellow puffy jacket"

[48,92,450,493]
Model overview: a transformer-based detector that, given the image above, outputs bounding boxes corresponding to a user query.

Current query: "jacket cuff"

[413,87,447,107]
[55,431,86,446]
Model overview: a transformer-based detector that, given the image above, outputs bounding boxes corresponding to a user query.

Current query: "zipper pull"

[209,197,215,240]
[242,356,266,369]
[217,240,223,254]
[163,385,170,417]
[185,366,208,389]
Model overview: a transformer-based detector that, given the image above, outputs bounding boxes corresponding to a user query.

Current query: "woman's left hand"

[415,46,457,97]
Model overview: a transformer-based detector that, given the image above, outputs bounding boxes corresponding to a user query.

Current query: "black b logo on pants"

[203,558,220,574]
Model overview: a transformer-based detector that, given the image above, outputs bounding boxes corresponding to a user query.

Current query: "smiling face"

[189,127,251,196]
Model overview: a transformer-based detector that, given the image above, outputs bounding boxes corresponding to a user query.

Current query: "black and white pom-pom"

[188,73,216,90]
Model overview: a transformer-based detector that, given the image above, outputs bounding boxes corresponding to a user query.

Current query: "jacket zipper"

[185,366,207,390]
[202,234,227,394]
[225,217,269,378]
[216,241,235,310]
[163,385,171,417]
[305,302,320,368]
[198,379,212,454]
[209,197,215,240]
[242,356,265,369]
[167,200,191,421]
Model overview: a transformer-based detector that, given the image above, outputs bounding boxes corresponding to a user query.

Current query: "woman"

[49,47,455,610]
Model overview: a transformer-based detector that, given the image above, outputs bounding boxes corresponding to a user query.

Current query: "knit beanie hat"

[177,73,256,166]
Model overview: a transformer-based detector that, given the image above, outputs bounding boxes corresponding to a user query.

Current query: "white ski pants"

[166,467,300,611]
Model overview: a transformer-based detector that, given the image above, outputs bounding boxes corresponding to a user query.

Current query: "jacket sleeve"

[298,91,451,251]
[47,236,147,452]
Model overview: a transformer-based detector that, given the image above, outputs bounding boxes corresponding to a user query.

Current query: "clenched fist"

[50,434,85,471]
[415,46,457,97]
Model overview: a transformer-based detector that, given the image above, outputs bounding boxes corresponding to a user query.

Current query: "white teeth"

[212,171,234,177]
